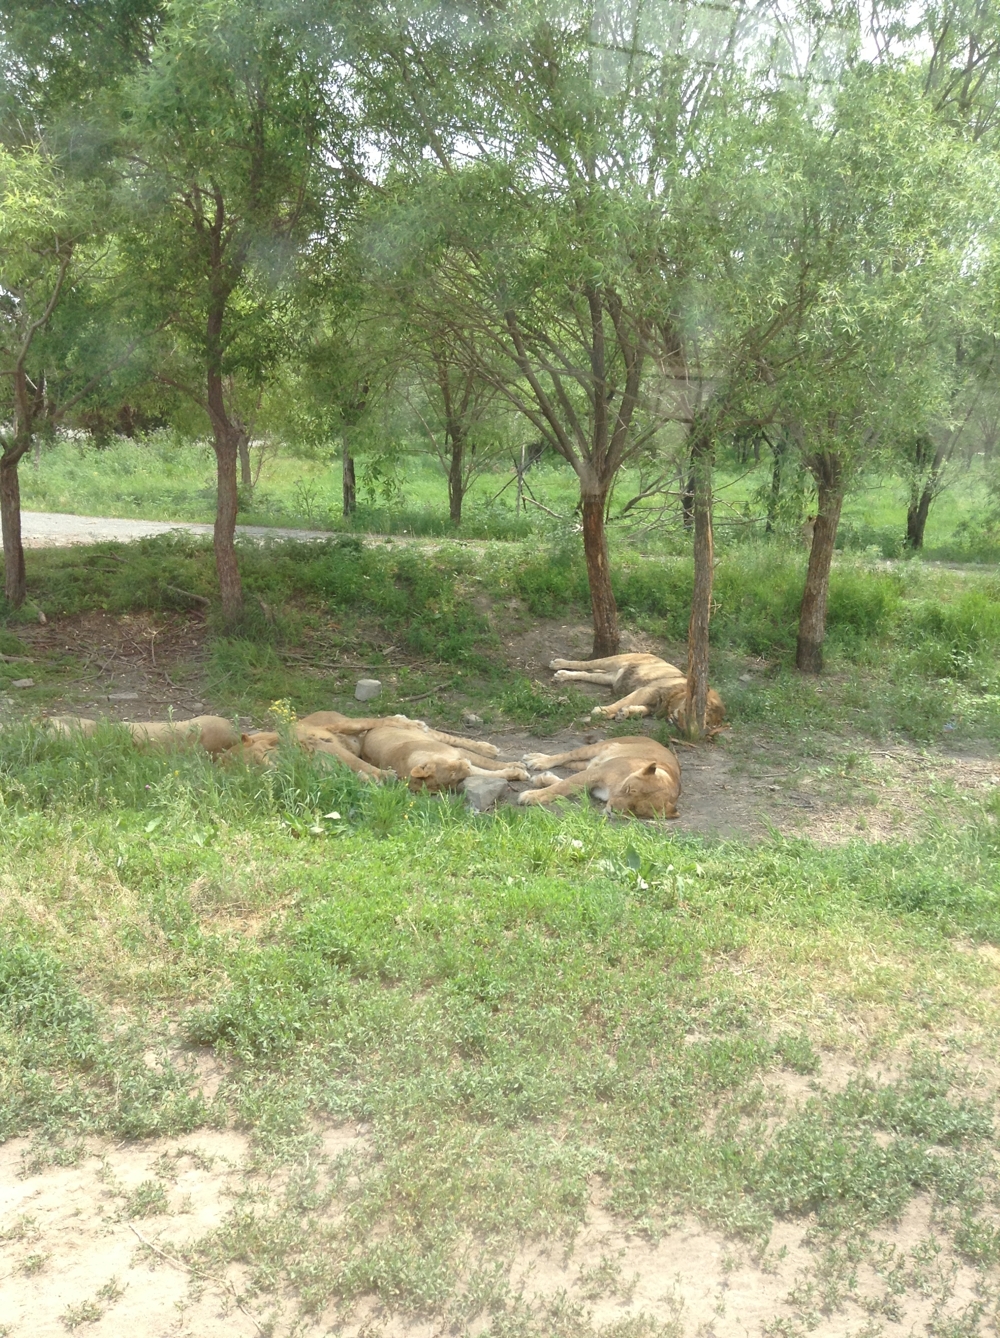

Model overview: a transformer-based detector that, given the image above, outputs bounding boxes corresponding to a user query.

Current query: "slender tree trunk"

[681,466,695,528]
[237,428,253,492]
[212,424,243,624]
[765,435,785,534]
[448,428,464,525]
[906,487,933,549]
[1,445,28,608]
[905,442,944,550]
[796,464,844,674]
[581,489,619,657]
[342,441,356,517]
[685,428,714,734]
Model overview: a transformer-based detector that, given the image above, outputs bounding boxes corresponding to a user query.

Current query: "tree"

[400,332,508,526]
[0,146,139,604]
[121,0,353,621]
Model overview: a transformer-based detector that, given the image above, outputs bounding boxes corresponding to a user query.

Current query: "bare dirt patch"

[12,610,215,724]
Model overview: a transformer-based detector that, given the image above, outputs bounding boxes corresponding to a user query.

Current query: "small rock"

[107,691,140,701]
[739,673,753,683]
[37,610,46,625]
[462,776,509,811]
[11,678,34,689]
[355,678,382,702]
[462,711,483,727]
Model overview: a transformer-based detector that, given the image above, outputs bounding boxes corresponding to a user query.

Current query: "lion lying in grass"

[549,653,726,731]
[231,712,513,789]
[46,714,240,755]
[230,721,386,779]
[518,737,681,818]
[357,721,529,792]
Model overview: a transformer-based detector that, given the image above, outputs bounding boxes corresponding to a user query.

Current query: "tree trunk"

[448,430,464,525]
[681,467,695,527]
[581,490,619,657]
[237,429,253,492]
[213,425,243,625]
[906,486,933,549]
[796,466,844,674]
[685,428,714,735]
[342,441,356,517]
[765,435,785,535]
[1,446,28,608]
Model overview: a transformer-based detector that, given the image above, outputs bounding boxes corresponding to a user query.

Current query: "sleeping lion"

[549,653,725,731]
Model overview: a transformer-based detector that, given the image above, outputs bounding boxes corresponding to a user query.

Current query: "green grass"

[24,430,1000,558]
[2,721,1000,1331]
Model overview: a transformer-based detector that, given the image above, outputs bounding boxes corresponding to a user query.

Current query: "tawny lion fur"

[518,737,681,818]
[46,714,240,755]
[358,722,528,792]
[549,654,726,730]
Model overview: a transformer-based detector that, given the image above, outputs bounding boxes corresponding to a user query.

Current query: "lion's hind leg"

[523,743,606,770]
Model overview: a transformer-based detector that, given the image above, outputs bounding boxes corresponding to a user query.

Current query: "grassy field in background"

[19,431,1000,560]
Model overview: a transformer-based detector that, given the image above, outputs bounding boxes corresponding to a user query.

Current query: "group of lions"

[46,652,723,821]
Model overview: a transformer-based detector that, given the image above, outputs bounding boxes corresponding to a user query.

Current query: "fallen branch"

[127,1224,263,1334]
[399,681,458,703]
[164,585,210,608]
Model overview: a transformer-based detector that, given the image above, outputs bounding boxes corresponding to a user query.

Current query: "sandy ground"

[2,1059,992,1338]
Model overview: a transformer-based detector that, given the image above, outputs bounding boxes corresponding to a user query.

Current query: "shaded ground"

[4,609,997,844]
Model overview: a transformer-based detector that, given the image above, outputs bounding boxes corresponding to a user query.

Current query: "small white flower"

[324,811,342,821]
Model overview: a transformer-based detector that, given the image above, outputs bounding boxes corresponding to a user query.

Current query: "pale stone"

[462,776,509,811]
[355,678,382,701]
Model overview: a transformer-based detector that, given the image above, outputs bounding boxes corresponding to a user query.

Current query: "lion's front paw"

[516,788,546,805]
[522,752,553,770]
[503,765,530,781]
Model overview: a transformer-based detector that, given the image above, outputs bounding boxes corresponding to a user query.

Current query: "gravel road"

[9,511,335,548]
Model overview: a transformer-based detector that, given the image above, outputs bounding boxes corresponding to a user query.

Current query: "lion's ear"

[241,733,253,743]
[642,762,657,775]
[410,763,433,779]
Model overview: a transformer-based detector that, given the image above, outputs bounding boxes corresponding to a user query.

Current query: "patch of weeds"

[577,1251,637,1303]
[774,1032,821,1075]
[497,675,591,728]
[19,1252,49,1275]
[123,1179,169,1218]
[59,1299,104,1330]
[0,1214,39,1243]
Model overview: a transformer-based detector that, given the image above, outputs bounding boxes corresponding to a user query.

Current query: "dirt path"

[9,511,337,549]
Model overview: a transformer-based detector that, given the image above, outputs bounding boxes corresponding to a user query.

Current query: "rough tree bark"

[906,487,934,549]
[685,427,714,734]
[582,490,619,657]
[206,296,244,624]
[0,442,29,607]
[905,440,945,549]
[765,433,785,535]
[447,425,465,525]
[796,453,844,674]
[342,441,356,516]
[237,426,253,492]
